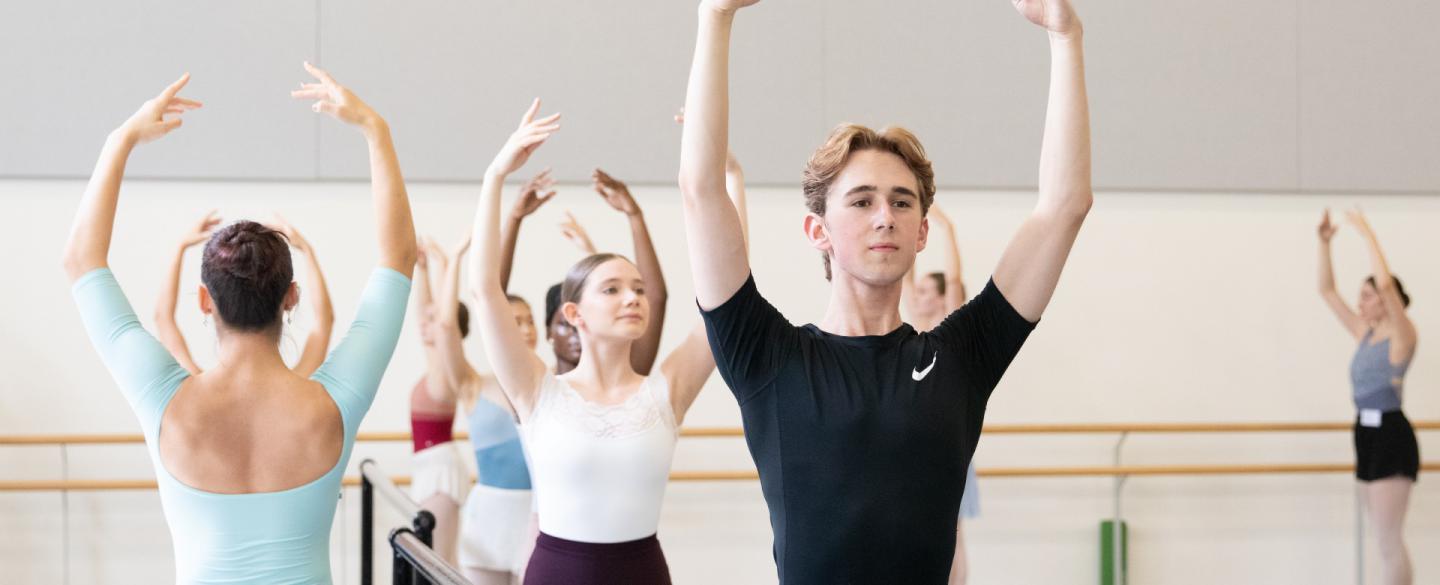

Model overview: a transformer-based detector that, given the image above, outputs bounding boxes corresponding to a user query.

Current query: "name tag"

[1359,409,1383,428]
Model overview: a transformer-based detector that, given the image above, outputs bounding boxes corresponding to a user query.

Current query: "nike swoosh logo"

[912,352,938,381]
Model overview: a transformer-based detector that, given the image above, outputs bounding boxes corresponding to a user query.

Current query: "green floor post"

[1100,520,1128,585]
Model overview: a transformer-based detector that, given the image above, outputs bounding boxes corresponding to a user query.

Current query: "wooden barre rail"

[3,421,1437,446]
[3,463,1437,492]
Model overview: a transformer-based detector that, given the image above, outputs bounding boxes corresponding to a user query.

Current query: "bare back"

[160,371,343,494]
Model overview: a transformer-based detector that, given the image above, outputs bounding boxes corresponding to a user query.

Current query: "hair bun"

[199,220,295,332]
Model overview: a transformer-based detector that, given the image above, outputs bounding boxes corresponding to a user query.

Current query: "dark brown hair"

[926,272,947,296]
[457,302,471,339]
[801,123,937,280]
[201,221,293,332]
[1366,275,1411,308]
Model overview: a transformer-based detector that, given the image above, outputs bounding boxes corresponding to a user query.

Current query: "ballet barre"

[358,459,448,585]
[3,462,1437,492]
[389,529,469,585]
[3,420,1437,446]
[4,425,1434,585]
[4,421,1438,493]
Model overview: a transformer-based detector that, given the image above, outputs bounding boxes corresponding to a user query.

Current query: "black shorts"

[1353,410,1420,482]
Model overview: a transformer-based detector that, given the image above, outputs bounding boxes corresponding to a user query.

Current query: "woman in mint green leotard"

[62,64,417,585]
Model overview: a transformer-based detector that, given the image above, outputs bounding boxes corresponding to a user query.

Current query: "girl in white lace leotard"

[464,101,748,584]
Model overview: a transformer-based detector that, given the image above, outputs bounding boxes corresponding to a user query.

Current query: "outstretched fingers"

[159,73,191,100]
[520,98,542,125]
[302,61,338,87]
[290,83,331,101]
[150,74,202,123]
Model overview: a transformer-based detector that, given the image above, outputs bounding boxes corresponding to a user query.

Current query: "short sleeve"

[698,275,797,404]
[928,278,1036,403]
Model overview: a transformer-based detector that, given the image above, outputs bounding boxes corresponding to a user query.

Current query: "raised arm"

[930,206,967,311]
[63,74,201,281]
[267,216,335,377]
[414,237,437,331]
[1316,209,1365,339]
[411,240,451,402]
[292,62,416,277]
[661,174,750,422]
[990,0,1092,322]
[592,169,669,375]
[428,236,483,396]
[1346,209,1416,349]
[558,211,598,256]
[676,109,749,248]
[415,237,461,403]
[662,107,754,421]
[469,99,560,420]
[678,0,759,309]
[659,325,717,425]
[499,170,559,290]
[153,210,218,375]
[726,149,750,253]
[901,265,922,320]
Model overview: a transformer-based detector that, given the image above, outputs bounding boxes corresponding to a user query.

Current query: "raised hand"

[592,168,640,217]
[1012,0,1082,37]
[1318,209,1339,243]
[558,211,597,255]
[488,99,561,179]
[702,0,761,15]
[449,234,472,260]
[180,210,222,249]
[291,62,384,132]
[415,239,430,270]
[266,213,312,253]
[421,235,450,273]
[512,169,559,220]
[119,73,202,145]
[1344,207,1373,235]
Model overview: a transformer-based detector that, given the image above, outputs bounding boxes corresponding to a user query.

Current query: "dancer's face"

[914,275,944,316]
[509,299,538,351]
[547,313,582,365]
[1359,281,1385,322]
[808,150,929,287]
[562,258,650,343]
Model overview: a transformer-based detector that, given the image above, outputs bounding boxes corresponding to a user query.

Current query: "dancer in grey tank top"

[1317,208,1419,585]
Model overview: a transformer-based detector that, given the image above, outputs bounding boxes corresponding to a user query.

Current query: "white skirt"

[458,483,535,574]
[410,441,469,505]
[959,461,981,520]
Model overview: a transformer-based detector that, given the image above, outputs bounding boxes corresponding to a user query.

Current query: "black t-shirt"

[701,275,1036,584]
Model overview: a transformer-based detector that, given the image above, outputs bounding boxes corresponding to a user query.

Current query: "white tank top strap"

[644,373,679,436]
[529,371,563,415]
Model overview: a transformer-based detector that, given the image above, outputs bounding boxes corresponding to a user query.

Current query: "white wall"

[6,0,1440,193]
[1,177,1437,584]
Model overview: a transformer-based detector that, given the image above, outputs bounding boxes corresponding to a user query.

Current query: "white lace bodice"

[544,375,676,439]
[520,372,679,543]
